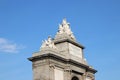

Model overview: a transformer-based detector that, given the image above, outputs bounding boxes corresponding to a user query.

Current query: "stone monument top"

[34,19,86,64]
[55,18,76,41]
[28,19,97,80]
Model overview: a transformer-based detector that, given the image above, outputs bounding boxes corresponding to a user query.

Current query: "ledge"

[28,53,97,73]
[54,38,85,49]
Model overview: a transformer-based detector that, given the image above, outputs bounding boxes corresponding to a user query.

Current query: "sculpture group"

[57,19,75,39]
[40,19,76,50]
[40,37,56,49]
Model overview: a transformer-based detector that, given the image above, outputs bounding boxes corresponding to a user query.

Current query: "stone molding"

[28,53,97,73]
[54,38,85,49]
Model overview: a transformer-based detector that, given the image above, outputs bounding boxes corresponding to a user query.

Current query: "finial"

[62,18,67,24]
[62,18,70,26]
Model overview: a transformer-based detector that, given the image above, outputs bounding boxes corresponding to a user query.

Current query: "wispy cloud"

[0,38,25,53]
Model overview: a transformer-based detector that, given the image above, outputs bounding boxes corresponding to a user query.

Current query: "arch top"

[71,76,79,80]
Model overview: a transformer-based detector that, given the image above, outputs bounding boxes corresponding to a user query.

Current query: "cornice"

[28,53,97,73]
[54,38,85,49]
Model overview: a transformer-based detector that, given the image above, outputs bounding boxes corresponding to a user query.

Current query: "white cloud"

[0,38,25,53]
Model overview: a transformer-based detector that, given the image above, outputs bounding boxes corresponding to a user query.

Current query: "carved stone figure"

[57,18,75,40]
[58,24,64,34]
[40,37,56,50]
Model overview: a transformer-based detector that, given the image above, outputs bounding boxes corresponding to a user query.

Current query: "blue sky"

[0,0,120,80]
